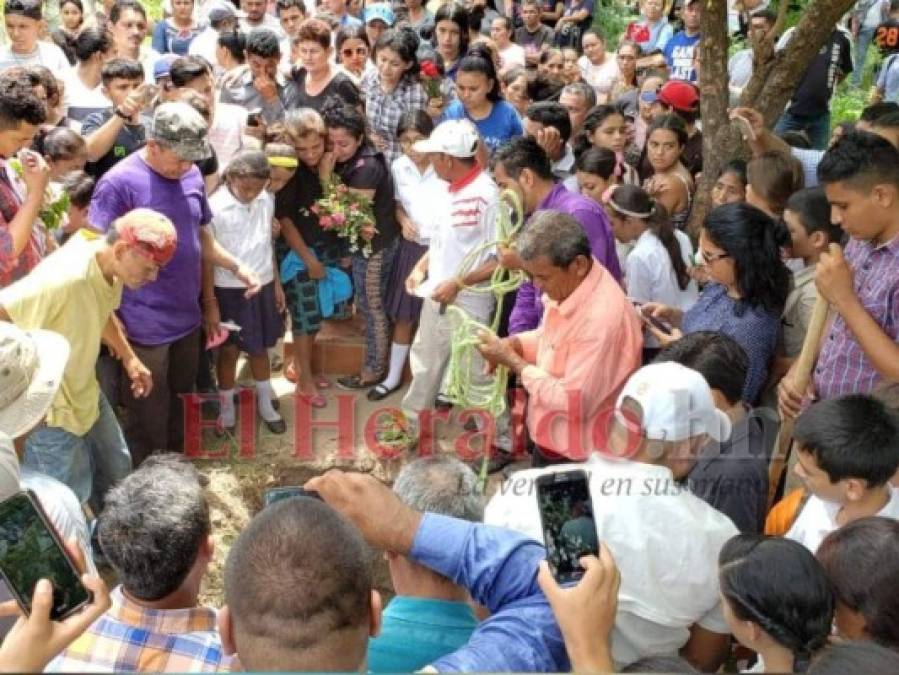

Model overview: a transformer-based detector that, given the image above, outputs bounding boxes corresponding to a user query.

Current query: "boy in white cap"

[0,209,179,506]
[485,361,737,672]
[386,120,500,449]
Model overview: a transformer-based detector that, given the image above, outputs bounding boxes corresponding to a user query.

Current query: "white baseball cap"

[0,322,70,440]
[413,120,480,158]
[615,362,732,443]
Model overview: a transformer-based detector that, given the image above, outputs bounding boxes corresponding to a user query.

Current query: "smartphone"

[0,491,91,620]
[262,486,321,508]
[246,109,263,127]
[631,300,672,335]
[536,470,599,584]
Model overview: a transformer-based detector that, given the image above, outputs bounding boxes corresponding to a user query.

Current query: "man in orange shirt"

[479,210,643,465]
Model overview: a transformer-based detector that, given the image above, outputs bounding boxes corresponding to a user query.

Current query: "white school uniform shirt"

[61,71,111,130]
[577,54,619,101]
[391,155,447,246]
[209,187,275,288]
[625,228,698,309]
[485,453,738,667]
[427,168,499,287]
[786,487,899,553]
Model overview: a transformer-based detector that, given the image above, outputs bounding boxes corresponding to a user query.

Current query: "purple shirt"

[509,183,621,335]
[89,152,212,346]
[814,235,899,399]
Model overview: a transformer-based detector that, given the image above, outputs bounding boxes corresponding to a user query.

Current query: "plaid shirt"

[0,161,45,288]
[814,234,899,399]
[361,69,429,165]
[47,586,233,672]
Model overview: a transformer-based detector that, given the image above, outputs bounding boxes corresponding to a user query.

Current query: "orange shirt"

[517,260,643,459]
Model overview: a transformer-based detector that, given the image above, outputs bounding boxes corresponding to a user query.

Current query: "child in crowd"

[370,111,445,401]
[719,534,834,673]
[786,394,899,552]
[574,104,639,185]
[81,58,149,180]
[58,170,94,244]
[42,128,88,180]
[745,151,805,220]
[574,146,617,204]
[263,142,299,194]
[208,150,286,435]
[710,159,747,207]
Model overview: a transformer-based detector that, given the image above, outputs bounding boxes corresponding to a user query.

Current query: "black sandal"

[367,382,401,401]
[336,374,383,390]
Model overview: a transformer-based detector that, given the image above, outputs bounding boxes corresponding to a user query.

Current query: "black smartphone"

[631,300,672,335]
[246,109,263,127]
[0,491,91,620]
[262,486,322,508]
[536,470,599,584]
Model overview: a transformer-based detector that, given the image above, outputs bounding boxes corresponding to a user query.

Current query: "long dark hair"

[572,104,624,156]
[432,2,469,60]
[703,202,790,315]
[608,184,690,290]
[648,113,688,149]
[719,535,834,673]
[457,43,501,102]
[574,146,616,180]
[374,27,420,81]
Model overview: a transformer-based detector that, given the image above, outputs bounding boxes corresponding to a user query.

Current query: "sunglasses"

[341,47,368,57]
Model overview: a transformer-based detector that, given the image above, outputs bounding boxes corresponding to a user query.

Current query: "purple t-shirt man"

[89,151,212,346]
[509,183,620,334]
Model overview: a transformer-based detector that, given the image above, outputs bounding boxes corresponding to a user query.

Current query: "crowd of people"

[0,0,898,672]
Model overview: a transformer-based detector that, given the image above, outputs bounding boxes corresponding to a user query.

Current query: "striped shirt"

[361,70,429,165]
[47,586,232,672]
[814,235,899,399]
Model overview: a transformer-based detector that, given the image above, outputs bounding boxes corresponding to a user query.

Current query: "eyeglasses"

[341,47,368,57]
[701,249,730,264]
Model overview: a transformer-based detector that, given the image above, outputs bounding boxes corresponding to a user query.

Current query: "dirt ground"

[194,360,522,608]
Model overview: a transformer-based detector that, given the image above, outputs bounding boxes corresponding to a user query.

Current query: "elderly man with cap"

[0,208,180,506]
[379,120,500,450]
[485,361,737,672]
[89,102,260,466]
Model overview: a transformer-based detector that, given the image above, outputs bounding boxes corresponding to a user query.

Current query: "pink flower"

[332,212,346,225]
[320,215,334,229]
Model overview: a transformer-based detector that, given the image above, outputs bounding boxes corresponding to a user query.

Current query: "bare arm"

[84,114,128,162]
[100,314,136,362]
[680,625,730,673]
[3,152,50,257]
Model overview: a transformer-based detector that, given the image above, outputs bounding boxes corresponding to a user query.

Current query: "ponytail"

[608,184,690,291]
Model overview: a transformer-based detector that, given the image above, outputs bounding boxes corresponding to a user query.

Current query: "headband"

[606,187,654,219]
[267,156,299,169]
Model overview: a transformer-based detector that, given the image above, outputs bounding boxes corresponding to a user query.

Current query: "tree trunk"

[689,0,858,235]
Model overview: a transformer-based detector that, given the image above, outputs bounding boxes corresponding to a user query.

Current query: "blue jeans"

[853,27,876,86]
[23,393,131,507]
[774,109,832,150]
[352,239,398,376]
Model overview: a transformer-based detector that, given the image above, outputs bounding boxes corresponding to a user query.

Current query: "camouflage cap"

[148,101,212,161]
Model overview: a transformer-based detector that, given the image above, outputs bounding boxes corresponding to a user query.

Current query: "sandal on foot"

[297,392,327,408]
[336,374,383,390]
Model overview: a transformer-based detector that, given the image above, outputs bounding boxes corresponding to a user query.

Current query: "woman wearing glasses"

[335,23,374,85]
[285,18,361,111]
[641,202,790,404]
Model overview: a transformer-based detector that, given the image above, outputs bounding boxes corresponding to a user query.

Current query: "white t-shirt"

[786,487,899,553]
[0,40,71,73]
[208,102,248,172]
[391,155,447,246]
[188,26,220,70]
[625,228,698,310]
[485,454,738,667]
[62,71,111,129]
[427,169,499,287]
[577,54,619,101]
[498,43,526,72]
[209,187,275,288]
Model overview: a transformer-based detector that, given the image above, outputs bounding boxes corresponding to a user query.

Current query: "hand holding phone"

[0,492,92,621]
[262,486,322,508]
[536,471,599,584]
[246,109,263,127]
[631,300,673,335]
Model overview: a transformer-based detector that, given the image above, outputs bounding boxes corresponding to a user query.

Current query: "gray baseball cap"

[148,101,212,161]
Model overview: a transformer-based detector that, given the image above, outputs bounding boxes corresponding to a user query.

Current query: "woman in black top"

[285,18,361,112]
[321,100,399,389]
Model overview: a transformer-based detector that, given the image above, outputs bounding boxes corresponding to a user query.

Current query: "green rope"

[443,190,527,483]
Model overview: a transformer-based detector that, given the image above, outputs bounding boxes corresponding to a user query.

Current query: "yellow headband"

[267,156,298,169]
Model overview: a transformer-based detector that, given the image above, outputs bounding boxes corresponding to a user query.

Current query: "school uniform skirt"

[214,281,284,355]
[386,239,428,323]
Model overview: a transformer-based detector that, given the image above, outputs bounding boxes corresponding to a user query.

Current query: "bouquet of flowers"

[8,157,69,230]
[420,59,443,99]
[307,176,377,257]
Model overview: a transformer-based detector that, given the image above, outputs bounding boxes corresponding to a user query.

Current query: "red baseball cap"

[657,81,700,113]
